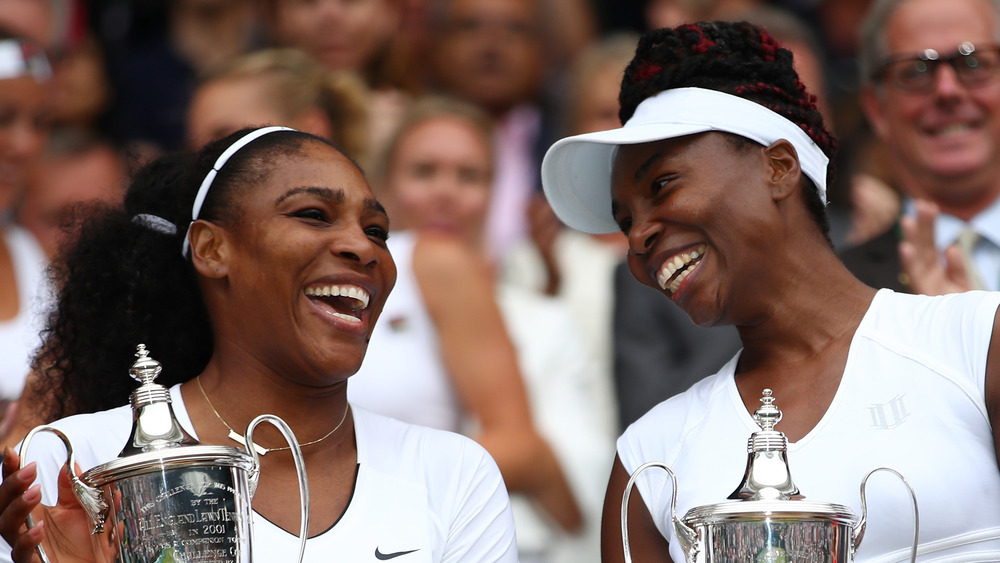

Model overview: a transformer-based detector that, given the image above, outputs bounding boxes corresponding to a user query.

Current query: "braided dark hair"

[30,128,337,421]
[620,21,836,238]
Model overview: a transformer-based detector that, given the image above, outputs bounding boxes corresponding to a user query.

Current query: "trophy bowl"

[621,390,918,563]
[19,345,310,563]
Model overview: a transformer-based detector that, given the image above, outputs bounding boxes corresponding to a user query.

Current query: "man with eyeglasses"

[843,0,1000,294]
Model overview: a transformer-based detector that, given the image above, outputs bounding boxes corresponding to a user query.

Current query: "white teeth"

[304,284,371,309]
[331,312,362,323]
[656,245,707,292]
[934,123,972,136]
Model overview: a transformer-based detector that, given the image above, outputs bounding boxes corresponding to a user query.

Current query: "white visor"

[540,87,830,234]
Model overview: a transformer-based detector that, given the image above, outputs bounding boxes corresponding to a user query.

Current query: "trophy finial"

[728,389,801,501]
[129,344,162,386]
[753,389,783,432]
[121,343,197,455]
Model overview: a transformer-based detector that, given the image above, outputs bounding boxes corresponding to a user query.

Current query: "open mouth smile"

[656,244,706,294]
[304,284,371,323]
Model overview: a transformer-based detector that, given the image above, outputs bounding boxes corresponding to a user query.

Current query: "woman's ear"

[763,139,802,202]
[189,220,229,279]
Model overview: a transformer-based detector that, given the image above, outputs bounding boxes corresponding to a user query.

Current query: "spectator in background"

[503,34,634,435]
[171,0,260,77]
[0,0,111,137]
[352,96,598,562]
[0,31,51,434]
[45,35,111,134]
[16,127,126,258]
[259,0,418,157]
[425,0,556,263]
[845,0,1000,294]
[186,48,371,168]
[260,0,413,92]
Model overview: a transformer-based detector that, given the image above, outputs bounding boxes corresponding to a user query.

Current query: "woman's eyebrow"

[275,186,345,205]
[634,152,665,183]
[366,197,388,217]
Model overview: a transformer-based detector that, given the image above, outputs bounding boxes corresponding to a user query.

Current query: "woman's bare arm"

[602,455,672,563]
[413,234,582,532]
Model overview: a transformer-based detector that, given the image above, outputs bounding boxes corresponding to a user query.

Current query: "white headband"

[540,87,830,234]
[0,39,51,82]
[182,126,296,257]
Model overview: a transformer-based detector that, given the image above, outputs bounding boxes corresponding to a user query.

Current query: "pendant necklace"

[196,377,350,456]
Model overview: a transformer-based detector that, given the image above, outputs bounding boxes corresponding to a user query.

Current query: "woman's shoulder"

[870,287,1000,316]
[353,406,498,474]
[861,288,1000,340]
[618,364,737,464]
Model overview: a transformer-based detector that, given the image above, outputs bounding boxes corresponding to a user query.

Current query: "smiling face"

[610,132,778,327]
[0,75,49,209]
[861,0,1000,213]
[381,115,493,246]
[202,140,396,383]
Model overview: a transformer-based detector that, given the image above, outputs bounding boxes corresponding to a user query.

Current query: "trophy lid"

[83,344,253,487]
[82,344,252,485]
[728,389,799,501]
[681,390,857,526]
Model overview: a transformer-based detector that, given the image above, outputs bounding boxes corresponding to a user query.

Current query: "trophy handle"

[244,414,311,563]
[856,466,919,563]
[17,425,109,563]
[622,461,699,563]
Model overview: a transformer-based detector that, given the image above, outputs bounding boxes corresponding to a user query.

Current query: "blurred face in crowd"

[572,61,624,135]
[430,0,544,115]
[186,76,333,149]
[188,76,289,148]
[0,75,49,209]
[382,115,493,246]
[265,0,401,72]
[861,0,1000,215]
[19,143,125,256]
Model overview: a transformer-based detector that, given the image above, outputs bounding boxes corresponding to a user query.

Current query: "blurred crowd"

[0,0,943,561]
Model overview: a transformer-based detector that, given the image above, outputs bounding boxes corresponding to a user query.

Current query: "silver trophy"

[19,344,310,563]
[622,390,920,562]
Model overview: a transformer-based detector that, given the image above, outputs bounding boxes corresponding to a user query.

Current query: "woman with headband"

[0,127,518,561]
[541,21,1000,561]
[0,31,51,429]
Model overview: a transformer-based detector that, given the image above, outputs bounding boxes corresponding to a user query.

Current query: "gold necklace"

[196,377,349,456]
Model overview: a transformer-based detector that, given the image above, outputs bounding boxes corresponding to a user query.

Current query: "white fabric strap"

[182,126,296,257]
[626,88,830,204]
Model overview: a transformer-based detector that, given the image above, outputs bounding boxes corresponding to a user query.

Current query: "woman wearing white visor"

[541,21,1000,563]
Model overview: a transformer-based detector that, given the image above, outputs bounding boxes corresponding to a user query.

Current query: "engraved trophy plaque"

[19,345,310,563]
[621,390,920,562]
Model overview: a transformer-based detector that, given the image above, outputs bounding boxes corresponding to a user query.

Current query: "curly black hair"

[30,128,337,421]
[619,21,837,238]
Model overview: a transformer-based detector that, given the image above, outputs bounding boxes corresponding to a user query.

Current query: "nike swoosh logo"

[375,547,419,560]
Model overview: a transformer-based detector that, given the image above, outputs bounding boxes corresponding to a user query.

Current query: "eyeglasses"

[876,42,1000,93]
